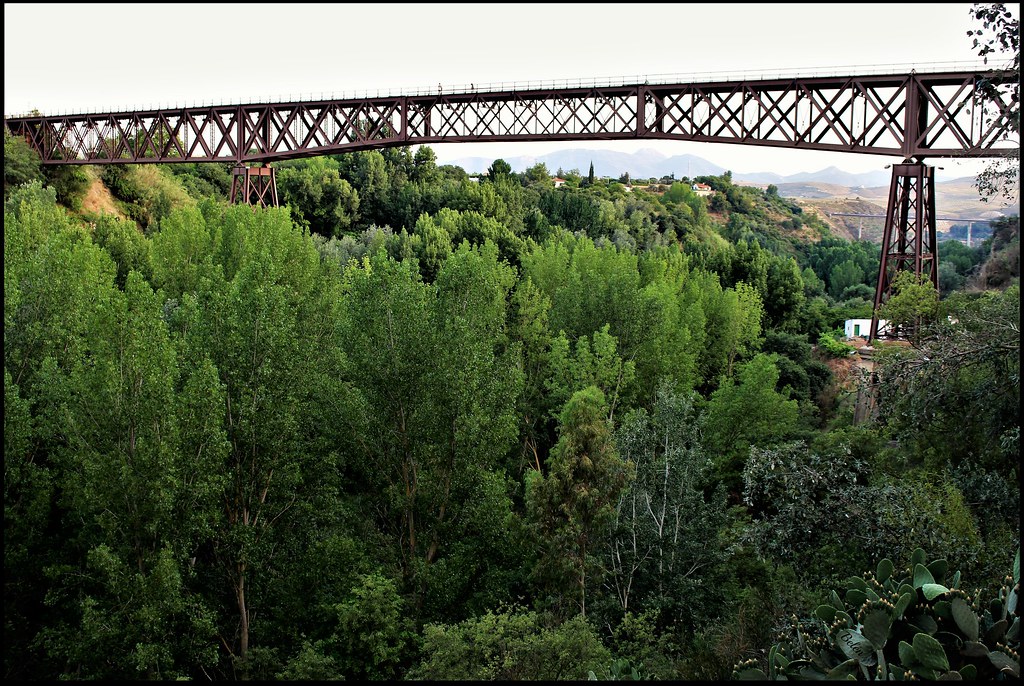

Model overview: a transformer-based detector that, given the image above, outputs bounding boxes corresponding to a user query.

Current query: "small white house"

[691,182,714,197]
[844,319,889,338]
[552,177,567,188]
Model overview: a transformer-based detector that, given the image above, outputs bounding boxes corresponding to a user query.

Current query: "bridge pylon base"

[869,161,938,342]
[230,164,278,208]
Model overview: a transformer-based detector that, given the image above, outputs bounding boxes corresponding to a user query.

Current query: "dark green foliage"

[408,606,611,680]
[875,284,1020,473]
[487,157,513,181]
[939,238,985,291]
[527,386,632,619]
[3,144,1018,682]
[742,440,985,590]
[339,242,524,620]
[276,156,360,237]
[166,162,233,200]
[703,354,799,469]
[42,165,90,211]
[90,214,152,288]
[4,128,43,194]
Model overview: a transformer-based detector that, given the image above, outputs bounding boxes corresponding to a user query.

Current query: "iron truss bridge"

[4,69,1018,165]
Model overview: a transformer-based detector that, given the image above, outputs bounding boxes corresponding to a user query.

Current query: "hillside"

[795,198,886,242]
[733,176,1019,245]
[79,167,126,220]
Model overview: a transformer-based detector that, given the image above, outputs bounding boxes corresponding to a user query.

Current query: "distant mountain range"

[438,147,896,188]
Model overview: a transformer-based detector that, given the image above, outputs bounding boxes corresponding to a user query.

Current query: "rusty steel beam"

[869,162,938,342]
[229,164,278,208]
[5,69,1016,165]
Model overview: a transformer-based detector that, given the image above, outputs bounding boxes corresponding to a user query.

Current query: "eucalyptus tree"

[608,382,729,628]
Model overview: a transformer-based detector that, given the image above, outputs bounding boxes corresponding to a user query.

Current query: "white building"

[691,182,714,197]
[844,319,890,338]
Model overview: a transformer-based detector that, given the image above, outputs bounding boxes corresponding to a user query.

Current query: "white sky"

[4,2,1019,179]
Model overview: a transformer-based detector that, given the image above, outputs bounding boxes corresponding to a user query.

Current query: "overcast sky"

[4,3,1018,179]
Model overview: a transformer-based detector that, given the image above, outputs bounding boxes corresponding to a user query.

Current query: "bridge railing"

[4,60,1003,119]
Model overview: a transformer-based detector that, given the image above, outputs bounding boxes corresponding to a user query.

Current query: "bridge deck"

[5,69,1017,165]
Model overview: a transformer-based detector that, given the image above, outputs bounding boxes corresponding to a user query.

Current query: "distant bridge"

[4,66,1018,342]
[824,212,999,246]
[825,212,997,222]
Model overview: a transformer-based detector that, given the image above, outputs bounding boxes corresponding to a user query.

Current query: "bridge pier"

[230,164,279,208]
[869,161,938,342]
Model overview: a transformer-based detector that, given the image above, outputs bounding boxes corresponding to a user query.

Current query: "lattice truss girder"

[646,73,1017,157]
[407,89,637,139]
[7,100,408,163]
[16,108,243,162]
[5,70,1015,163]
[908,74,1018,153]
[240,100,404,157]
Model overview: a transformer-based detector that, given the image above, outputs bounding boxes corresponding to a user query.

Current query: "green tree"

[968,3,1019,204]
[875,284,1019,473]
[523,162,554,189]
[487,158,513,181]
[828,258,866,299]
[702,353,799,484]
[877,270,941,344]
[162,204,349,676]
[702,280,764,381]
[764,255,806,330]
[408,606,611,680]
[4,128,42,194]
[412,211,453,279]
[521,233,659,390]
[277,157,360,237]
[526,387,633,618]
[634,248,709,395]
[510,276,555,474]
[609,382,729,626]
[41,271,222,679]
[91,214,152,289]
[297,572,415,681]
[42,164,90,212]
[340,149,389,228]
[340,243,523,618]
[411,145,441,185]
[4,184,121,679]
[546,325,636,423]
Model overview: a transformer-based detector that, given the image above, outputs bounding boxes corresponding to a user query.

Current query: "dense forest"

[3,8,1021,673]
[4,124,1019,680]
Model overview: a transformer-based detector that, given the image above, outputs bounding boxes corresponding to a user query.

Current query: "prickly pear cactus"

[733,547,1020,680]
